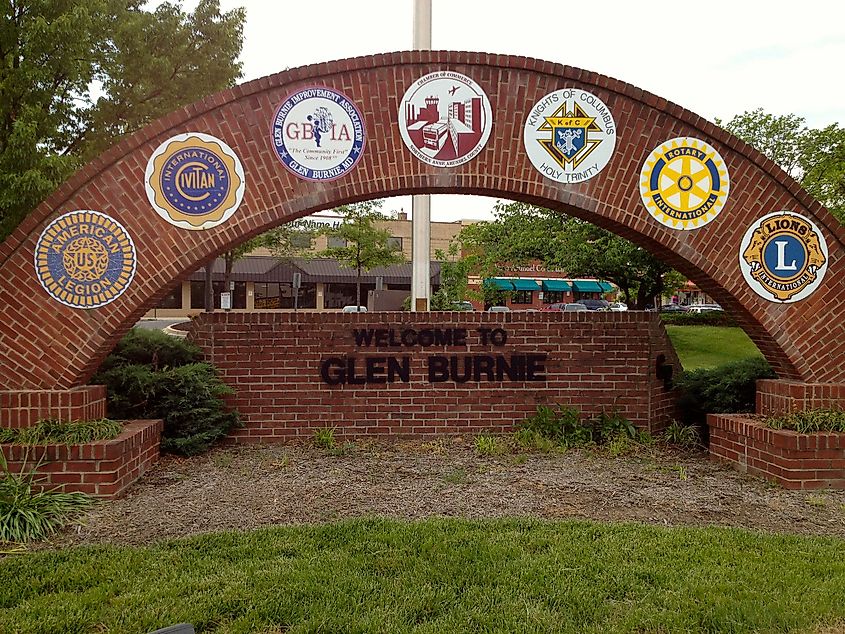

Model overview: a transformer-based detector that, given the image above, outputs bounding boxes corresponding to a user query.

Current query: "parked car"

[578,299,610,311]
[562,302,587,312]
[659,303,689,312]
[451,301,474,311]
[608,302,628,311]
[687,304,724,313]
[487,305,510,312]
[341,305,367,313]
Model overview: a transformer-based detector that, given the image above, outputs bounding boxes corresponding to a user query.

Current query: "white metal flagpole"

[411,0,432,312]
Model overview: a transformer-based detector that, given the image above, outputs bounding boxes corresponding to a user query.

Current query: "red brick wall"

[0,420,162,498]
[756,379,845,416]
[709,414,845,490]
[0,386,106,428]
[188,311,680,441]
[1,52,844,392]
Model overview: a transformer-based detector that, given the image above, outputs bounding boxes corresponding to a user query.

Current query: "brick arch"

[1,50,843,391]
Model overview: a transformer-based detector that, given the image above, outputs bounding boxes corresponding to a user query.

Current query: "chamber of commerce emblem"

[639,137,729,230]
[523,88,616,183]
[739,211,828,303]
[271,86,365,181]
[145,132,245,230]
[398,71,493,168]
[34,210,136,309]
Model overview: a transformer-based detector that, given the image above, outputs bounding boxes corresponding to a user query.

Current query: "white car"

[687,304,723,313]
[608,302,628,311]
[341,305,367,313]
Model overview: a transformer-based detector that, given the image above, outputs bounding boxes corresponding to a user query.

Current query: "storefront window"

[190,281,246,309]
[156,284,183,309]
[511,290,533,305]
[254,282,317,309]
[544,291,567,304]
[324,282,374,309]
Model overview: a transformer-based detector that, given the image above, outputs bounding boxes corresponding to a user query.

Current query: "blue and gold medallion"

[34,210,136,309]
[145,132,245,230]
[739,211,828,303]
[640,137,729,230]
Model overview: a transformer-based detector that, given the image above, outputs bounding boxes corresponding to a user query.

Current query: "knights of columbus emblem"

[538,102,602,169]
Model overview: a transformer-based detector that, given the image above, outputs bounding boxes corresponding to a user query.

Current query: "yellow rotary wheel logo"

[639,137,730,230]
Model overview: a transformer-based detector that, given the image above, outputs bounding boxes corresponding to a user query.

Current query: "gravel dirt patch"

[47,439,845,548]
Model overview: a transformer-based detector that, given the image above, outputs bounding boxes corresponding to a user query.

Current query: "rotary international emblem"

[640,137,729,230]
[398,71,493,168]
[271,86,365,181]
[145,132,245,230]
[739,211,828,303]
[34,210,136,309]
[523,88,616,183]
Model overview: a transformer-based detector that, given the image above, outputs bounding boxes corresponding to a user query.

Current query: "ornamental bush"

[92,328,240,455]
[674,357,776,428]
[659,312,737,327]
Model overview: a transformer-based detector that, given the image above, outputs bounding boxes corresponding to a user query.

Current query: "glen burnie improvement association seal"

[271,86,366,181]
[34,210,136,309]
[145,132,245,230]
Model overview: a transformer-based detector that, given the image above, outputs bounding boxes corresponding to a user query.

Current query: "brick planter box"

[0,420,162,498]
[709,414,845,490]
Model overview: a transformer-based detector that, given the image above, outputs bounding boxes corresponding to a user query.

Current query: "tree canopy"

[0,0,244,239]
[719,109,845,223]
[459,202,685,309]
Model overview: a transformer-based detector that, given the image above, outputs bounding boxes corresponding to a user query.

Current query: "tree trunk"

[224,251,235,297]
[204,260,214,312]
[356,263,362,310]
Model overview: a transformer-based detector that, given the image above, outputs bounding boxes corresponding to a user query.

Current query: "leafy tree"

[318,201,405,310]
[0,0,245,240]
[429,243,474,310]
[719,109,845,223]
[459,202,685,309]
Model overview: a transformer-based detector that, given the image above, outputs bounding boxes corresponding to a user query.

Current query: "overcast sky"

[168,0,845,222]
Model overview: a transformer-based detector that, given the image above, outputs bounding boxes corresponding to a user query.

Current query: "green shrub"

[660,312,737,327]
[0,450,94,544]
[518,405,590,447]
[0,420,122,445]
[764,409,845,434]
[674,357,775,427]
[661,420,701,448]
[92,329,240,456]
[313,427,336,449]
[517,405,646,451]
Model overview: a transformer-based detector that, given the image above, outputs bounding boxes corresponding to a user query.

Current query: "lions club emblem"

[640,137,729,230]
[34,210,136,309]
[739,211,828,303]
[398,71,493,168]
[523,88,616,183]
[271,86,366,181]
[145,132,245,230]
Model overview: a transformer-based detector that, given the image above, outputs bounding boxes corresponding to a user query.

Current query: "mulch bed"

[46,438,845,548]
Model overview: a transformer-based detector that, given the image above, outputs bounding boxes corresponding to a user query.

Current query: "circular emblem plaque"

[271,86,365,181]
[640,137,730,230]
[739,211,828,303]
[523,88,616,183]
[145,132,245,230]
[398,71,493,168]
[34,210,136,309]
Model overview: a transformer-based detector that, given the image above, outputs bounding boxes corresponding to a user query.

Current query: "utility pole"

[411,0,432,312]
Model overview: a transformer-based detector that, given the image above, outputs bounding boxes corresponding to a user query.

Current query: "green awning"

[511,279,541,291]
[572,280,604,293]
[542,279,572,292]
[485,278,515,291]
[599,281,615,292]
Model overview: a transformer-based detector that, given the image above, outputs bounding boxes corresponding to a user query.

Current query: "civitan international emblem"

[398,71,493,168]
[34,210,136,309]
[271,86,365,181]
[145,132,245,230]
[739,211,828,303]
[523,88,616,183]
[639,137,729,230]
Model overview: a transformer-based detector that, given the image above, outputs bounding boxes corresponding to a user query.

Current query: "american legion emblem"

[145,132,245,230]
[398,71,493,168]
[523,88,616,183]
[639,137,729,230]
[739,211,828,303]
[271,86,366,181]
[34,210,136,309]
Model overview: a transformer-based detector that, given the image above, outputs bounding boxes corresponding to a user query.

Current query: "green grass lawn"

[666,325,763,370]
[1,518,844,633]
